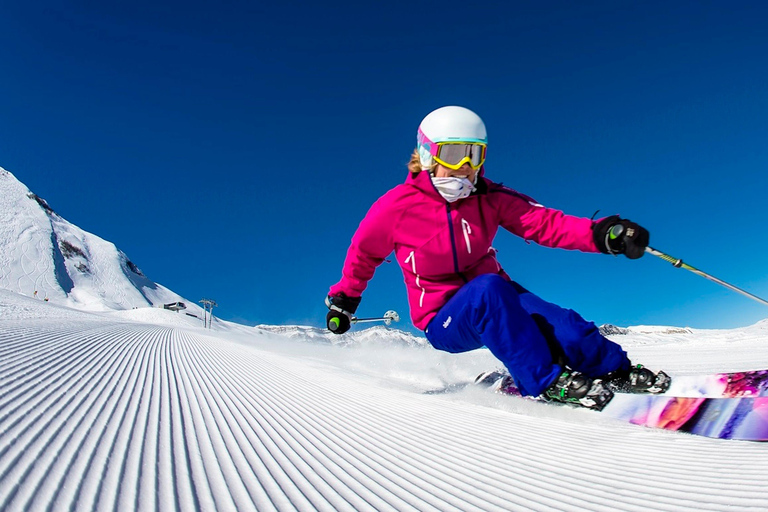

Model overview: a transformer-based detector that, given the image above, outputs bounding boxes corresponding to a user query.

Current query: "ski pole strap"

[646,246,768,307]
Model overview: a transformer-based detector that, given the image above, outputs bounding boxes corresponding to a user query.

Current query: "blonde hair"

[408,148,436,174]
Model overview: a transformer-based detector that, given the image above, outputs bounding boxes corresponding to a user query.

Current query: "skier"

[325,106,667,409]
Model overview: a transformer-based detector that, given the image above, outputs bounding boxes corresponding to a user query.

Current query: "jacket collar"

[406,169,489,199]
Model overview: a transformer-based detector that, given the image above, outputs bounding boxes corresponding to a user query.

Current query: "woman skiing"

[325,106,667,409]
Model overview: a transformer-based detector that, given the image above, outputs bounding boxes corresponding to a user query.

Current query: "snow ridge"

[256,324,428,348]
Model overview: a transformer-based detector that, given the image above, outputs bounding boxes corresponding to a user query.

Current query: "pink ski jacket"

[329,170,601,331]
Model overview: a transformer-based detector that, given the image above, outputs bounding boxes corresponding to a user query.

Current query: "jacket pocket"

[461,218,472,254]
[404,251,426,308]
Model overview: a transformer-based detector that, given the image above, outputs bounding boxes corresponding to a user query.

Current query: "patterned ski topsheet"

[487,371,768,441]
[603,394,768,441]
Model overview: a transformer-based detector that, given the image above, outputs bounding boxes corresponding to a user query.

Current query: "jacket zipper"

[445,204,468,283]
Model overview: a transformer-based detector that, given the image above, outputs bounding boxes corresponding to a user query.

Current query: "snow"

[2,168,768,511]
[2,288,768,511]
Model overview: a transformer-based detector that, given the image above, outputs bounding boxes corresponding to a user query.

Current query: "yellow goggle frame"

[432,142,487,170]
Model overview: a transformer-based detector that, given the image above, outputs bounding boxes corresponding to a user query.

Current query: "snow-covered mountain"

[0,167,197,314]
[0,166,427,341]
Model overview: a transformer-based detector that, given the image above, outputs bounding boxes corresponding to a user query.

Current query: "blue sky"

[2,1,768,332]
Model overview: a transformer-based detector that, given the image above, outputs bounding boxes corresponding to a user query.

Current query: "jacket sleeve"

[328,191,399,298]
[491,187,599,253]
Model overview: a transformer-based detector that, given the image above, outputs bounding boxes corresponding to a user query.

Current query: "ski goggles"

[432,142,487,170]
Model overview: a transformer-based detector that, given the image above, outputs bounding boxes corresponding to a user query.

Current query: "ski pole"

[645,246,768,307]
[351,310,401,326]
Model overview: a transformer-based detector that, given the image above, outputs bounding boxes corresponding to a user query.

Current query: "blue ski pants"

[424,274,631,397]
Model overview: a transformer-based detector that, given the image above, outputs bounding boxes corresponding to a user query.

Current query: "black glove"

[325,294,361,334]
[593,215,649,259]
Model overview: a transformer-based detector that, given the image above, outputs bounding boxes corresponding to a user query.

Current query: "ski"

[604,393,768,441]
[475,370,768,441]
[425,368,768,399]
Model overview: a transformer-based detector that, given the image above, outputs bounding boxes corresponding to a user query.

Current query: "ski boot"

[602,364,671,394]
[542,370,613,411]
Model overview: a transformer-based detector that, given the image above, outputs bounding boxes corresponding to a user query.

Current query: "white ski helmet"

[417,106,487,170]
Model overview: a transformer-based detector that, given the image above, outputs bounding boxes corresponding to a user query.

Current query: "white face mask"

[431,176,476,203]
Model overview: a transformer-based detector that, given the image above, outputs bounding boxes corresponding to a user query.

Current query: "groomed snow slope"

[1,290,768,511]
